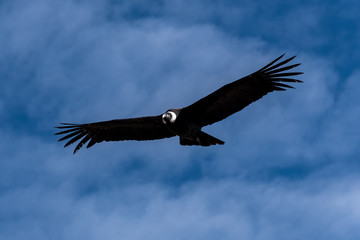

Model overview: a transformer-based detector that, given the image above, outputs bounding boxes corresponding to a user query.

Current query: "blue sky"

[1,0,360,239]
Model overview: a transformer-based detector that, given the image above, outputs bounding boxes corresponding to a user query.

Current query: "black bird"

[56,54,303,154]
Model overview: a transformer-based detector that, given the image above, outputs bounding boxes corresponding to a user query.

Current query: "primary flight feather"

[56,54,303,153]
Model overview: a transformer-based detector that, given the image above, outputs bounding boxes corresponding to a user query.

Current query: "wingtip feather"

[258,54,285,72]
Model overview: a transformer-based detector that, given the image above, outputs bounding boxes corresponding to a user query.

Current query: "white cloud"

[1,0,360,239]
[2,158,360,240]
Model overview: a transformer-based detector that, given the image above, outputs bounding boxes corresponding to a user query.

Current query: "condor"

[56,54,303,154]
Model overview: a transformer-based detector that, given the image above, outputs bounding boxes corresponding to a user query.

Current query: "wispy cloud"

[1,0,360,239]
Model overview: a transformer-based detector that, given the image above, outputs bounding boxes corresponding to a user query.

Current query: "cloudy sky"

[1,0,360,239]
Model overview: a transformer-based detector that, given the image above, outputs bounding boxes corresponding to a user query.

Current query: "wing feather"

[57,129,83,141]
[261,55,296,72]
[74,135,92,153]
[181,55,303,126]
[64,132,87,148]
[266,63,300,75]
[257,54,285,71]
[55,115,175,154]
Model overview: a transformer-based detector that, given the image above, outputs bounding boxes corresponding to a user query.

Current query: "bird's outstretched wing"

[180,54,303,127]
[55,115,175,154]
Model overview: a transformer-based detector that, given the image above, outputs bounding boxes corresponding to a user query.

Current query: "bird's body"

[56,54,303,153]
[162,108,224,146]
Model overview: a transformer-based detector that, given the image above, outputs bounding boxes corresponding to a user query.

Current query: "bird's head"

[162,110,177,124]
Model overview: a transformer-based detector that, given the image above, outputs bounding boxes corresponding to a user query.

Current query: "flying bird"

[56,54,303,154]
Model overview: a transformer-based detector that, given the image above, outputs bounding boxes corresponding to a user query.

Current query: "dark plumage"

[56,54,303,153]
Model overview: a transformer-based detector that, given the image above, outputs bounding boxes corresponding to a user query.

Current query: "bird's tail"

[180,131,224,146]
